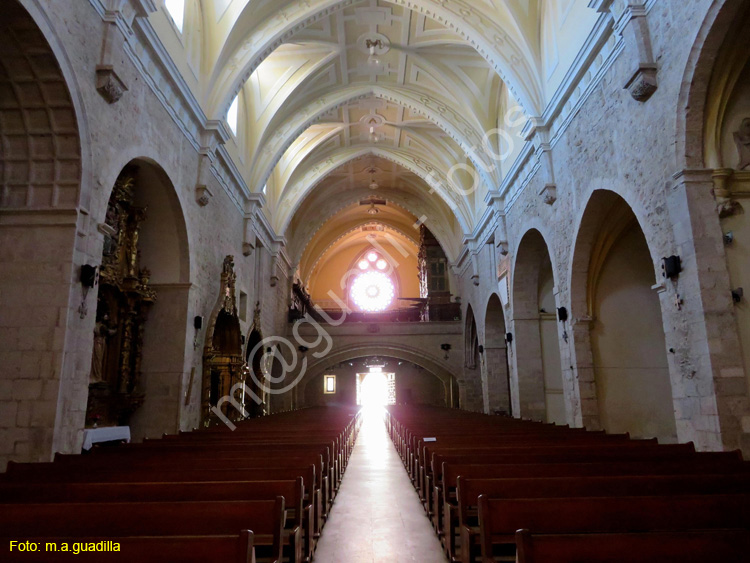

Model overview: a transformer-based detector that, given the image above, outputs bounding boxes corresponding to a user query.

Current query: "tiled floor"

[313,408,448,563]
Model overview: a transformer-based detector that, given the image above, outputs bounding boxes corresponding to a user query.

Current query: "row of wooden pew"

[0,406,361,562]
[386,405,750,563]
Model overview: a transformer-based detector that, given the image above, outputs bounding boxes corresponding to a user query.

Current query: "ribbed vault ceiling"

[165,0,580,273]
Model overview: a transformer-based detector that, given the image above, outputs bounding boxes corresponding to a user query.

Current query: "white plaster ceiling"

[171,0,581,265]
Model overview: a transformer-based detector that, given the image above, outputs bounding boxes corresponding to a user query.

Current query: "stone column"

[483,344,511,415]
[509,318,547,421]
[667,170,750,452]
[130,283,192,440]
[567,317,602,430]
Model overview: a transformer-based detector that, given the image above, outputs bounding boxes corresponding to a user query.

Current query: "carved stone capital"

[96,65,127,104]
[541,183,557,205]
[625,63,658,102]
[711,168,743,218]
[195,185,213,207]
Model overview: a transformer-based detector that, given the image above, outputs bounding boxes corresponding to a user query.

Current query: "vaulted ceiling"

[154,0,594,279]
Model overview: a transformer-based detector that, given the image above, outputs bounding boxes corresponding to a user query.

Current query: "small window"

[164,0,185,33]
[227,94,239,136]
[324,375,336,394]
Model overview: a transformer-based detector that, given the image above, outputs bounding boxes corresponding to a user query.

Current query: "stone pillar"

[130,282,192,440]
[667,170,750,452]
[509,318,547,421]
[483,344,511,415]
[567,317,602,430]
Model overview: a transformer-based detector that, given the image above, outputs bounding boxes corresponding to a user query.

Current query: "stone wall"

[457,0,750,452]
[0,0,289,469]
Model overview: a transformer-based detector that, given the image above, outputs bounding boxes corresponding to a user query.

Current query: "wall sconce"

[78,264,99,319]
[661,255,682,280]
[557,307,568,322]
[193,315,203,350]
[440,343,451,360]
[505,332,513,344]
[80,264,98,288]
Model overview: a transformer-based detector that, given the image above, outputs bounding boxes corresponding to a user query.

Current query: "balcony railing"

[289,284,461,324]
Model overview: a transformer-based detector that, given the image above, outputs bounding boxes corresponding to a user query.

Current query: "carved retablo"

[201,255,245,425]
[86,167,156,428]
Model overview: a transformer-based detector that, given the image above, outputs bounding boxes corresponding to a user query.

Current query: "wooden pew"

[1,406,360,563]
[412,432,638,484]
[1,498,286,563]
[8,454,328,534]
[453,473,750,563]
[77,440,342,504]
[406,429,621,481]
[0,479,305,563]
[514,528,750,563]
[414,435,648,502]
[477,494,750,563]
[3,532,254,563]
[430,447,739,536]
[3,464,320,559]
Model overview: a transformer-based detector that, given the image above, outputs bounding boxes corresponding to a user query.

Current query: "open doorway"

[356,367,396,408]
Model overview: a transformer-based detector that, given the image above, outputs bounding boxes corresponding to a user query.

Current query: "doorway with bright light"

[356,367,396,409]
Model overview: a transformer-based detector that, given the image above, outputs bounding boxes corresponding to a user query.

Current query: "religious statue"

[127,228,139,277]
[90,314,117,384]
[734,117,750,170]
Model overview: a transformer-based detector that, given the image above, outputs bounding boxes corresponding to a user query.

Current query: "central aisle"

[314,409,449,563]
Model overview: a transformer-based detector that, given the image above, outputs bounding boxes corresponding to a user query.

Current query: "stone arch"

[298,343,460,407]
[511,229,565,423]
[671,0,750,453]
[677,0,750,170]
[464,304,479,370]
[277,146,474,233]
[300,221,420,277]
[287,184,461,264]
[483,293,511,415]
[569,190,677,442]
[302,356,447,408]
[92,159,192,441]
[0,0,89,467]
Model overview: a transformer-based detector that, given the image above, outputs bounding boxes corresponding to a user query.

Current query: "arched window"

[350,251,396,312]
[227,94,239,136]
[164,0,185,33]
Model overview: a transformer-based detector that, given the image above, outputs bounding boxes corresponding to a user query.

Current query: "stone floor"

[313,408,449,563]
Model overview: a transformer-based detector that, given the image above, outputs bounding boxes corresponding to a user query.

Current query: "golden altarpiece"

[86,167,156,427]
[201,255,246,425]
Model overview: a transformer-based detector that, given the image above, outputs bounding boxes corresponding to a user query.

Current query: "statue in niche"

[90,314,117,384]
[734,118,750,170]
